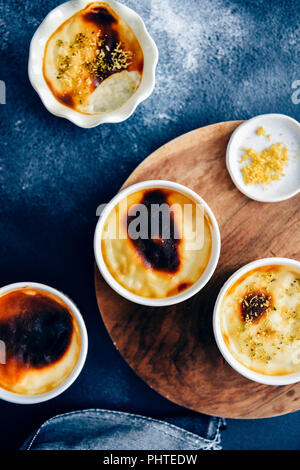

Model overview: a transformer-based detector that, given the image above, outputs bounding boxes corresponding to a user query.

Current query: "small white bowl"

[0,282,88,404]
[226,114,300,202]
[213,257,300,386]
[94,180,221,307]
[28,0,158,128]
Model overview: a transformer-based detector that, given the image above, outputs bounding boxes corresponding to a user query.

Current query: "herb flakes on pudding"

[43,2,144,114]
[220,265,300,376]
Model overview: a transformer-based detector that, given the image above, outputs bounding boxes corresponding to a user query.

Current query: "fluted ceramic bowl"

[28,0,158,128]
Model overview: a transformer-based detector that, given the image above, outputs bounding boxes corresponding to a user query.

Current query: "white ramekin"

[213,257,300,386]
[0,282,88,404]
[28,0,158,128]
[94,180,221,307]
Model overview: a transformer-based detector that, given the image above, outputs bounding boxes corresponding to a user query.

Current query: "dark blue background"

[0,0,300,449]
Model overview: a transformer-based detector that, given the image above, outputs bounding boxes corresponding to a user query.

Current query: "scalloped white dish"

[28,0,158,128]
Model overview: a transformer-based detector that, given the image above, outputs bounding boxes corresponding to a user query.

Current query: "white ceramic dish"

[28,0,158,128]
[94,180,221,307]
[226,114,300,202]
[213,257,300,386]
[0,282,88,404]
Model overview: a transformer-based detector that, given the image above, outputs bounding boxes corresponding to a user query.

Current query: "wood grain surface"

[95,121,300,418]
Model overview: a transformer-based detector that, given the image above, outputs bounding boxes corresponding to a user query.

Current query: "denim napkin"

[22,409,224,450]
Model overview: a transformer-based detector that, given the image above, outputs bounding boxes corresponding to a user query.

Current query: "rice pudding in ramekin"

[94,180,221,306]
[214,258,300,385]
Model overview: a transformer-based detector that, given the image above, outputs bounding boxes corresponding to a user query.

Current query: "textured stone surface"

[0,0,300,449]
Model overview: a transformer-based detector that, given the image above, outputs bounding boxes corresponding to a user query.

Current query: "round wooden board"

[95,121,300,419]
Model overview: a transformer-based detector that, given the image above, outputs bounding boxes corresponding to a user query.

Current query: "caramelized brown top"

[240,290,272,323]
[82,4,143,82]
[83,3,118,27]
[0,289,73,369]
[125,189,181,273]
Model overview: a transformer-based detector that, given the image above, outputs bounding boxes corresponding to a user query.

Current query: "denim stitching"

[26,408,221,450]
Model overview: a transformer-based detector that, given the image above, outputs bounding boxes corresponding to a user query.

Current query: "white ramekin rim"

[28,0,158,128]
[213,257,300,386]
[0,282,88,404]
[94,179,221,307]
